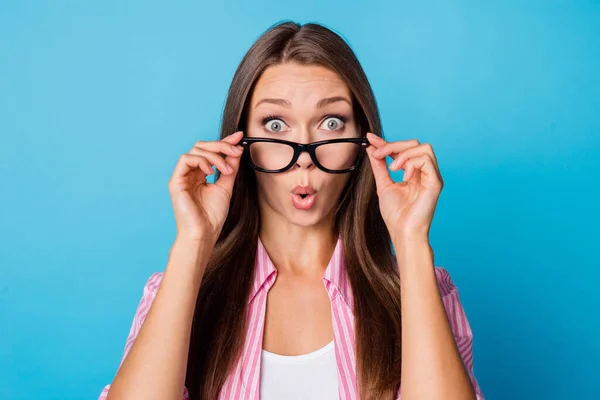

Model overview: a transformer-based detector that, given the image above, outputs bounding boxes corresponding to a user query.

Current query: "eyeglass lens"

[249,142,361,171]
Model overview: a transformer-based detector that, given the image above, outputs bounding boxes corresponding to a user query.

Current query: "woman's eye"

[321,116,345,131]
[265,119,287,133]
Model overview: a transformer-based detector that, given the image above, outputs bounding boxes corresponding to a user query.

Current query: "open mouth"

[291,185,317,210]
[291,193,317,210]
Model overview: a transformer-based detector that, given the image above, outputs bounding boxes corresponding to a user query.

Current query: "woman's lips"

[291,193,316,210]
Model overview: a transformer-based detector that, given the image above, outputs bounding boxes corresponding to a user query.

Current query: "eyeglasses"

[240,137,368,174]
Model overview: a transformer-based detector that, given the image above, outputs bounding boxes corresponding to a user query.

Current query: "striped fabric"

[99,237,484,399]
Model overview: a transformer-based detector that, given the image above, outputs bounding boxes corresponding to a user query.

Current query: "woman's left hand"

[365,132,444,242]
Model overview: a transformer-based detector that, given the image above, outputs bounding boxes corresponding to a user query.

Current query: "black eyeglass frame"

[240,137,369,174]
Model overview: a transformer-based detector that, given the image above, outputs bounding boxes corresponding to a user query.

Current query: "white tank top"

[260,340,339,399]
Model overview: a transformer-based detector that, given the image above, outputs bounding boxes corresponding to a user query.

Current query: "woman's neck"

[258,227,338,277]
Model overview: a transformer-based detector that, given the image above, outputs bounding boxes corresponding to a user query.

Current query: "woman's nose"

[294,147,315,170]
[293,128,316,169]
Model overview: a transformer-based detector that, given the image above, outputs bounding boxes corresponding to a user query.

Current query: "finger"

[171,154,211,183]
[197,156,215,176]
[370,138,421,160]
[194,133,245,157]
[366,132,387,149]
[390,144,439,173]
[366,145,394,195]
[215,150,244,193]
[391,146,441,179]
[190,147,236,175]
[221,130,244,145]
[366,132,400,160]
[400,154,442,187]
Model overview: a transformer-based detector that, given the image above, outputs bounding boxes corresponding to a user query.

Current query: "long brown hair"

[185,21,402,399]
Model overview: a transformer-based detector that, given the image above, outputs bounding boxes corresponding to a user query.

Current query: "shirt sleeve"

[395,267,485,400]
[98,272,190,400]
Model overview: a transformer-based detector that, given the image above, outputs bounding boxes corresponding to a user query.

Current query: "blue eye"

[261,115,288,133]
[320,115,347,131]
[267,119,284,132]
[260,114,349,133]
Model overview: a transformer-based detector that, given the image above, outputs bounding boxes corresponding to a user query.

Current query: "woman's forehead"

[250,63,352,109]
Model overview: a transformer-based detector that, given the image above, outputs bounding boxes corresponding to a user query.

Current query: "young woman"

[100,21,484,400]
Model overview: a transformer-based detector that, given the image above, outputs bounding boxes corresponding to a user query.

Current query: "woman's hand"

[365,132,444,242]
[168,131,245,243]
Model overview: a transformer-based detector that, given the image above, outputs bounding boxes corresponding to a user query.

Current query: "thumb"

[366,146,393,195]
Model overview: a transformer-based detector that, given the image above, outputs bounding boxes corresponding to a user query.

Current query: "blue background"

[1,1,598,399]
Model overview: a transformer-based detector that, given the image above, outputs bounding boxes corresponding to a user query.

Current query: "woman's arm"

[395,236,477,400]
[105,236,213,400]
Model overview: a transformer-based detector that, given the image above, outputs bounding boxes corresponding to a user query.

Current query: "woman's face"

[245,62,360,228]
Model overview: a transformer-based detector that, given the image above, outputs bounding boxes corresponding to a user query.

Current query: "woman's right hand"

[168,131,245,243]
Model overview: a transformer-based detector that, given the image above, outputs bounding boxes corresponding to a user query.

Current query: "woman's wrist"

[393,235,436,282]
[167,235,214,285]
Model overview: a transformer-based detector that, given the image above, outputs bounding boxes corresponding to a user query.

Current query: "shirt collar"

[248,235,354,310]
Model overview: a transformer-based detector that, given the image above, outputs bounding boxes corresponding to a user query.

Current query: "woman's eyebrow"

[315,96,352,108]
[254,96,352,109]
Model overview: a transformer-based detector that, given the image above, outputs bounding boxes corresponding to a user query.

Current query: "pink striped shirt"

[100,236,484,399]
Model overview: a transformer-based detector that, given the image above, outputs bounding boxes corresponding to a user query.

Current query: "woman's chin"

[286,206,326,227]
